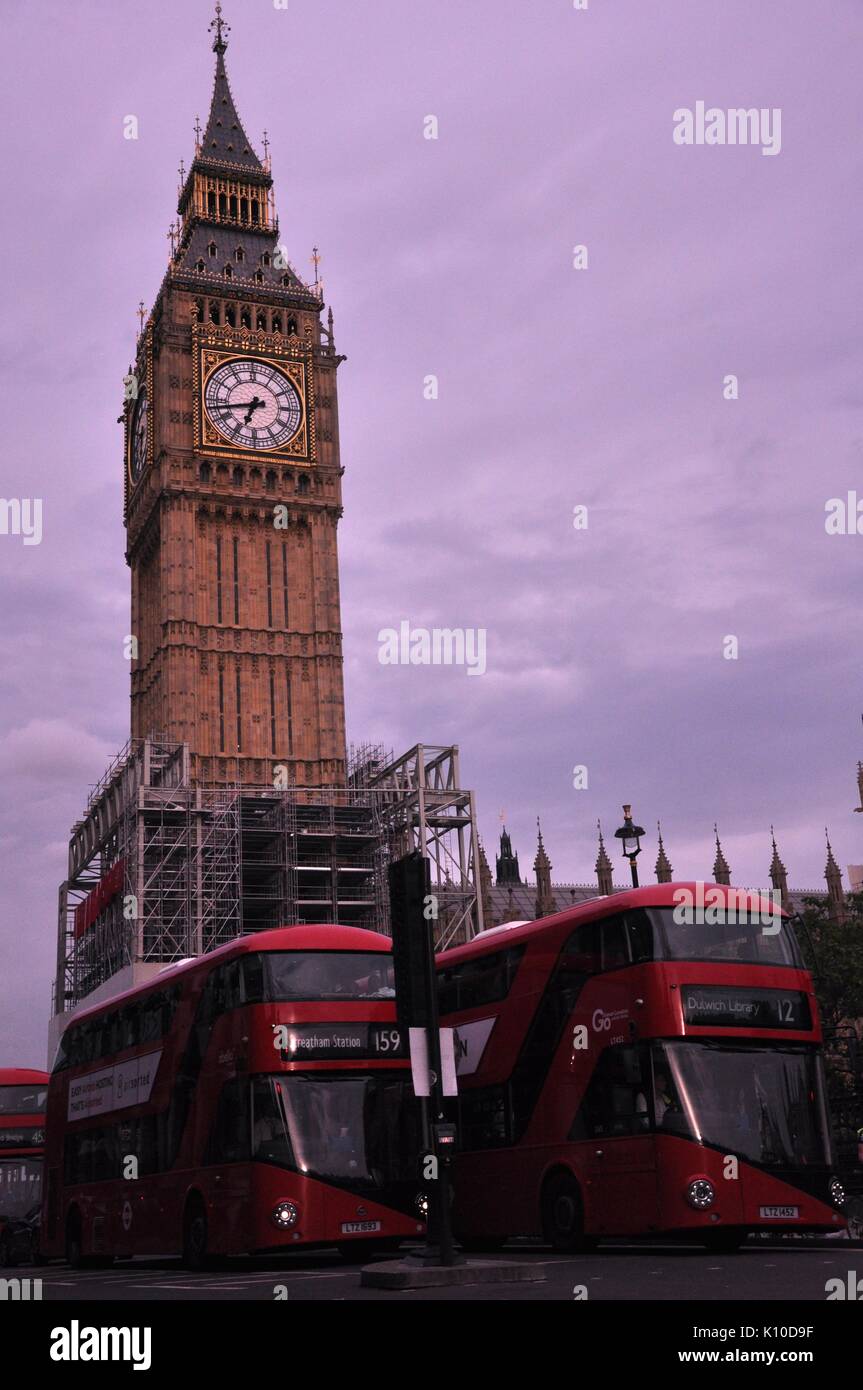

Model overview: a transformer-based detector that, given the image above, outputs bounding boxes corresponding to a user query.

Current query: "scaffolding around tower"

[349,741,485,949]
[53,735,482,1031]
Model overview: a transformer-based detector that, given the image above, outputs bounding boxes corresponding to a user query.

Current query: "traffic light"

[388,851,433,1032]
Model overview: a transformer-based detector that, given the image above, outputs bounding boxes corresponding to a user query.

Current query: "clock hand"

[243,395,266,424]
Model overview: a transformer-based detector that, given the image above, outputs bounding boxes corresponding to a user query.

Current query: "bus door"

[576,1042,661,1235]
[204,1076,253,1252]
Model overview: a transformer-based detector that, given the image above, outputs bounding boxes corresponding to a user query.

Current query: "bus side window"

[223,960,242,1011]
[438,947,524,1014]
[565,922,601,975]
[600,917,628,971]
[140,994,163,1044]
[242,954,264,1005]
[624,909,654,963]
[206,1078,251,1165]
[569,1044,649,1139]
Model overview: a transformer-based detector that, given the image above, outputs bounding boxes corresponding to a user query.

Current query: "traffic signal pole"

[388,850,460,1267]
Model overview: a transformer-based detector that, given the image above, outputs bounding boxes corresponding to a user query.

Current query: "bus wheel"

[541,1173,596,1253]
[700,1230,745,1253]
[182,1197,209,1271]
[65,1209,84,1269]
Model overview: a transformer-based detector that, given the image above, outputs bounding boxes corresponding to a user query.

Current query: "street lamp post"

[614,804,645,888]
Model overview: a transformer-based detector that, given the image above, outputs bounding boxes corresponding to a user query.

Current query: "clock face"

[204,358,303,451]
[129,388,148,483]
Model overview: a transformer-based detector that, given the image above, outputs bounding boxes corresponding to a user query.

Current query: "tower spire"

[209,1,229,54]
[768,826,790,913]
[655,821,673,884]
[825,829,846,924]
[476,837,494,930]
[534,818,555,919]
[596,820,613,896]
[495,824,521,886]
[712,824,731,886]
[198,5,263,172]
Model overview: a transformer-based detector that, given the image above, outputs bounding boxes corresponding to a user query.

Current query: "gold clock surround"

[193,325,316,464]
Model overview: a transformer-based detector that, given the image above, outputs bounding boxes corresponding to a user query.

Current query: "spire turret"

[825,830,846,924]
[169,5,318,300]
[534,819,555,919]
[768,826,790,913]
[655,821,673,884]
[477,838,494,930]
[712,824,731,886]
[496,825,522,885]
[199,5,263,173]
[595,821,613,896]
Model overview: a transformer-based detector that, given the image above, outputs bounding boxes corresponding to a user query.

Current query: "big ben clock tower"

[125,4,347,787]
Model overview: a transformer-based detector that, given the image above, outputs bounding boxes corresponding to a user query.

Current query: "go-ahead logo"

[592,1008,628,1032]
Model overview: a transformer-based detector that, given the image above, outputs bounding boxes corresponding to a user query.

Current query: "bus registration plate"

[759,1206,799,1219]
[341,1221,382,1234]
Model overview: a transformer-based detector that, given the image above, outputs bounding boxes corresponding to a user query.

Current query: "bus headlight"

[829,1177,846,1209]
[686,1179,715,1210]
[272,1201,299,1229]
[415,1192,429,1218]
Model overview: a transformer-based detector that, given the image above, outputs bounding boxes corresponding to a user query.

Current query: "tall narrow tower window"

[209,302,220,325]
[240,197,248,222]
[269,669,277,754]
[282,541,289,626]
[208,191,216,215]
[218,667,225,751]
[229,194,238,219]
[232,536,240,624]
[195,298,205,321]
[216,536,223,623]
[272,314,282,334]
[208,240,217,257]
[240,306,251,329]
[218,192,227,217]
[285,668,294,755]
[235,667,242,751]
[251,199,259,224]
[265,542,274,627]
[256,310,267,331]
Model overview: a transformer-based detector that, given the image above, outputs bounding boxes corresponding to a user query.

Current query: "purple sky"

[1,0,862,1064]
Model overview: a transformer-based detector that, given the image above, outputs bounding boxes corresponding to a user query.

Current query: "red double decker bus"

[438,884,847,1252]
[41,926,425,1266]
[0,1069,49,1261]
